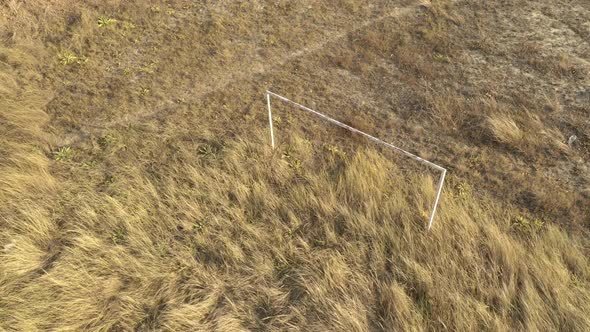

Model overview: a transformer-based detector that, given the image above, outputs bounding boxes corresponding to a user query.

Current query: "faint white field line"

[61,3,420,145]
[266,91,447,230]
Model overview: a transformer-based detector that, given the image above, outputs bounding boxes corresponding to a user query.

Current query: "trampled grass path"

[61,1,424,146]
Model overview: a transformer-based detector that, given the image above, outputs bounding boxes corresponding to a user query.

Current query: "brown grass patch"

[486,115,524,146]
[484,111,568,155]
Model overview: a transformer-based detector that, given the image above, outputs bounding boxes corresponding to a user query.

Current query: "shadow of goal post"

[265,91,447,230]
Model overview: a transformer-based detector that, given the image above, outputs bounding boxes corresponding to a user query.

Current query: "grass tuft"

[486,115,523,146]
[97,17,116,28]
[52,146,74,161]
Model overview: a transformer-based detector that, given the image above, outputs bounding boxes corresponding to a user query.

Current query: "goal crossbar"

[266,90,447,230]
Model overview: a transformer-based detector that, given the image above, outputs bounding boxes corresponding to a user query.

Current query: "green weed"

[511,215,545,235]
[325,144,347,158]
[455,182,471,199]
[139,62,158,74]
[289,158,302,171]
[282,147,303,172]
[53,147,74,161]
[82,160,98,168]
[97,17,116,28]
[155,243,170,257]
[111,227,127,245]
[467,154,483,168]
[273,115,283,126]
[433,52,449,62]
[122,21,136,30]
[197,144,221,158]
[193,220,206,232]
[58,52,86,65]
[281,147,294,160]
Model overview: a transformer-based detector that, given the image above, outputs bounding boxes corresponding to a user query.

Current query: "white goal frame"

[266,91,447,230]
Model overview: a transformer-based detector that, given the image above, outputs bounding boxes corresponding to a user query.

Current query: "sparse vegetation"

[58,52,85,65]
[1,0,589,331]
[511,215,546,235]
[52,146,74,161]
[196,143,218,158]
[97,17,116,28]
[111,227,127,245]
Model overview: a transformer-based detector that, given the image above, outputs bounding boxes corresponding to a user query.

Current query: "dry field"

[1,0,589,331]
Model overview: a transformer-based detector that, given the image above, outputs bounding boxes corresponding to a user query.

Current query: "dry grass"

[486,115,524,146]
[484,111,568,155]
[2,122,590,330]
[1,0,590,331]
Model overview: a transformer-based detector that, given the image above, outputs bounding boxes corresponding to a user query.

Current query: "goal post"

[265,90,447,230]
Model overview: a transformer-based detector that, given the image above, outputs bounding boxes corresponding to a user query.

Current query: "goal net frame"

[265,90,447,230]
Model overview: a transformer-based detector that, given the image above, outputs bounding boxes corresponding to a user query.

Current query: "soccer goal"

[265,90,447,230]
